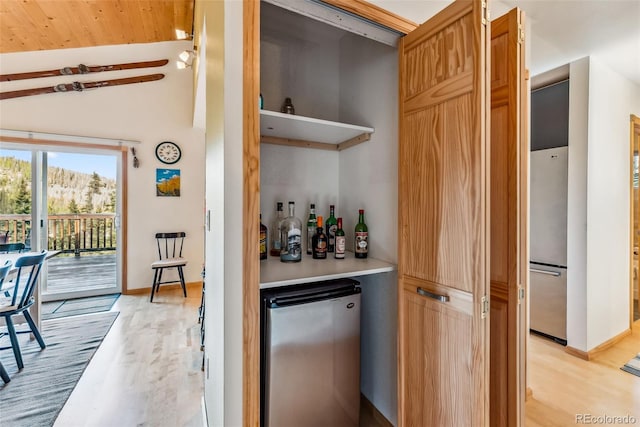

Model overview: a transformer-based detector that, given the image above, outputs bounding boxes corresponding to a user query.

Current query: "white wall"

[585,56,639,349]
[567,56,640,351]
[220,2,245,420]
[566,57,590,351]
[0,41,205,291]
[201,0,244,426]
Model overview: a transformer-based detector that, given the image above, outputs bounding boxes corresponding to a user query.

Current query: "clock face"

[155,141,181,164]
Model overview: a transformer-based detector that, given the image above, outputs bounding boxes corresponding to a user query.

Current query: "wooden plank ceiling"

[0,0,194,54]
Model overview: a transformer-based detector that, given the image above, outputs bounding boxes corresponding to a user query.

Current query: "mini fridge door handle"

[530,268,561,277]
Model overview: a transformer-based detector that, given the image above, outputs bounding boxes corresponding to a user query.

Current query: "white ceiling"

[372,0,640,85]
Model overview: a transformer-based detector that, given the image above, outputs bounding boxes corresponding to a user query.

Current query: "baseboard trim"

[565,346,590,360]
[565,328,632,361]
[360,394,393,427]
[125,281,202,295]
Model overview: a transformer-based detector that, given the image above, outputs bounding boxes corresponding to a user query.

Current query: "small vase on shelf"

[281,97,295,115]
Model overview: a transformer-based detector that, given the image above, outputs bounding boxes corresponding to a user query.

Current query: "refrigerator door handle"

[530,268,561,277]
[417,287,450,302]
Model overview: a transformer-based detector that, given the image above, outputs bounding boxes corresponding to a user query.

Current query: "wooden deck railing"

[0,214,116,255]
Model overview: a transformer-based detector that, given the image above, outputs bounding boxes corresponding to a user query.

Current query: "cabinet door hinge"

[518,285,525,304]
[481,295,489,319]
[518,24,525,44]
[481,2,490,26]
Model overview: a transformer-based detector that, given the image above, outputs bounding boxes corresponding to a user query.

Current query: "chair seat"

[151,258,187,269]
[0,302,18,313]
[0,296,32,313]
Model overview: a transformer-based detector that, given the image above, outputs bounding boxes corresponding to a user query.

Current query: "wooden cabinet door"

[489,8,527,427]
[398,1,491,426]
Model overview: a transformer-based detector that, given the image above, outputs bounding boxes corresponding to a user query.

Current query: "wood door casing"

[489,9,527,427]
[398,0,490,425]
[243,1,261,426]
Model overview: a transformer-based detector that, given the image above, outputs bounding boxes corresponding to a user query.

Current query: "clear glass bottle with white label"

[280,201,302,263]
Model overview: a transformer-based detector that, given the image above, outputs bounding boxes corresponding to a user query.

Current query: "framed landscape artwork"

[156,168,180,197]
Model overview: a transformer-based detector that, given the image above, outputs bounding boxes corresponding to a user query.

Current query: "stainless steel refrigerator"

[261,279,361,427]
[530,146,568,344]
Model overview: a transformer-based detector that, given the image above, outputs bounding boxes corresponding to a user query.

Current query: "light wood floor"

[52,287,640,427]
[525,323,640,426]
[54,285,205,427]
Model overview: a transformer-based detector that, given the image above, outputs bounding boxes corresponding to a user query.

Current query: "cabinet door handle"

[529,268,561,277]
[417,287,450,302]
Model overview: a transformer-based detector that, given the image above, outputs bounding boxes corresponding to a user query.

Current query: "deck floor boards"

[46,253,116,294]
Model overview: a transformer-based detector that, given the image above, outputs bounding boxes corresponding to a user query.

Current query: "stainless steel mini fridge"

[262,279,361,427]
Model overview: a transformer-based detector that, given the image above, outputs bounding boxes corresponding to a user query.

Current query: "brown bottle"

[312,216,327,259]
[260,214,267,260]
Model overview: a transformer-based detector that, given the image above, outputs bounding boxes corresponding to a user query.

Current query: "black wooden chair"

[150,232,187,302]
[0,260,12,383]
[0,251,47,370]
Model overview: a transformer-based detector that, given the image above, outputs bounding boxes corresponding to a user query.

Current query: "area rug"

[621,353,640,377]
[41,293,120,320]
[0,311,119,426]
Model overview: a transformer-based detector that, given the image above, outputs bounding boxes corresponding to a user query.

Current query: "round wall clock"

[155,141,181,164]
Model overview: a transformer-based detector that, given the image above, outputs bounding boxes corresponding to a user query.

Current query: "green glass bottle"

[306,203,316,255]
[325,204,337,253]
[354,209,368,258]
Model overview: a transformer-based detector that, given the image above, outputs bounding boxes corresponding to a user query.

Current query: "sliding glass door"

[0,145,122,301]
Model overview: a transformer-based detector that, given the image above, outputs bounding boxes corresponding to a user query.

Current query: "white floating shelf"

[260,110,374,150]
[260,251,396,289]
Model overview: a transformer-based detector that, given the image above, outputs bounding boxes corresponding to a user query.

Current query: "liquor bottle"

[354,209,368,258]
[270,201,285,257]
[280,201,302,263]
[325,205,337,253]
[312,216,328,259]
[335,217,346,259]
[260,214,267,260]
[306,203,317,255]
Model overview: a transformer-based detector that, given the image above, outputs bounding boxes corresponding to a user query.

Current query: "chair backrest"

[0,242,25,253]
[0,231,9,244]
[0,260,11,286]
[9,251,47,311]
[155,232,186,260]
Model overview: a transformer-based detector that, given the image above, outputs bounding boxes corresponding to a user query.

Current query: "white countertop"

[260,251,396,289]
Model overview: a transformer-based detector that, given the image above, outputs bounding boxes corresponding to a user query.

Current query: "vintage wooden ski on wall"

[0,59,168,82]
[0,73,164,100]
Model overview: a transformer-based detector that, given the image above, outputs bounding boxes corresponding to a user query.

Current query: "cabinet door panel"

[489,8,527,427]
[401,286,473,426]
[398,1,490,426]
